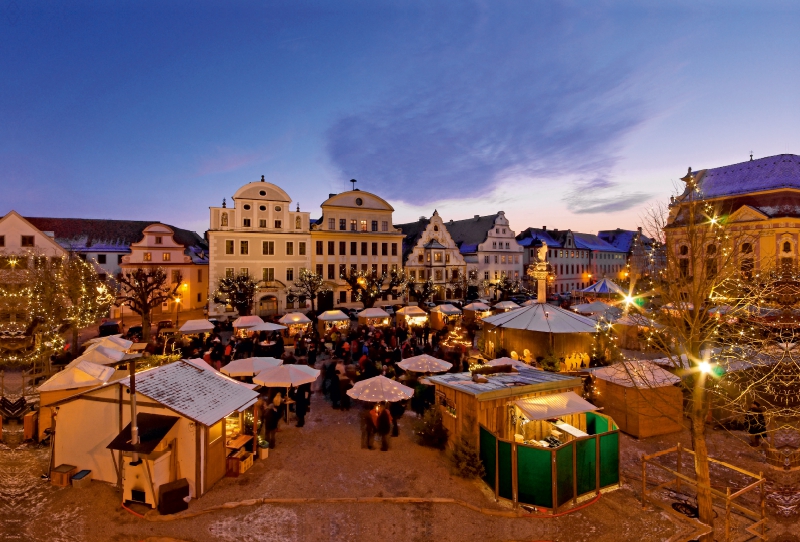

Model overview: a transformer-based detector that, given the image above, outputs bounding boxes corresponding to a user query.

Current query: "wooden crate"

[238,452,253,474]
[51,464,77,487]
[24,411,38,441]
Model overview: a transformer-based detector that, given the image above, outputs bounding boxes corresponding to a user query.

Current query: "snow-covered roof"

[573,232,625,253]
[482,303,598,334]
[580,278,624,295]
[358,308,391,319]
[430,304,462,315]
[318,310,350,321]
[38,360,116,392]
[232,315,264,328]
[692,154,800,200]
[591,360,681,388]
[278,312,312,324]
[118,360,259,426]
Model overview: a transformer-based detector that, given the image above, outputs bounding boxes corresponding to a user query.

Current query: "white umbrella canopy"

[398,354,452,373]
[494,301,520,310]
[248,321,287,332]
[253,364,320,387]
[221,357,283,377]
[232,315,264,329]
[179,319,216,333]
[463,302,491,311]
[346,375,414,402]
[278,312,312,324]
[487,356,530,368]
[85,335,133,351]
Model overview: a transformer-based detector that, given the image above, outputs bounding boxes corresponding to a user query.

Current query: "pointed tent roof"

[580,278,624,295]
[318,310,350,321]
[482,303,598,334]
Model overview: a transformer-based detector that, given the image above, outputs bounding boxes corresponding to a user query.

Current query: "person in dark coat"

[746,401,767,447]
[263,402,280,449]
[361,403,376,449]
[376,404,393,451]
[293,383,311,427]
[327,363,342,409]
[389,399,406,437]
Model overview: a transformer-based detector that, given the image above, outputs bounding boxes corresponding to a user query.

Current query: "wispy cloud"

[325,5,669,211]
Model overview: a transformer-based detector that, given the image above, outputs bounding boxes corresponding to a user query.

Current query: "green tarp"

[599,433,620,488]
[586,411,609,435]
[556,444,574,506]
[480,427,497,490]
[498,441,513,500]
[575,437,597,496]
[517,445,552,508]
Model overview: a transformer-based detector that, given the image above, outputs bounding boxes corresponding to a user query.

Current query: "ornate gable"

[727,205,769,224]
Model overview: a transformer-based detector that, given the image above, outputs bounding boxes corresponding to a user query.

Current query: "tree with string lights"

[212,272,259,317]
[116,267,182,343]
[407,277,439,304]
[288,268,330,313]
[62,255,114,355]
[342,269,407,308]
[482,272,521,301]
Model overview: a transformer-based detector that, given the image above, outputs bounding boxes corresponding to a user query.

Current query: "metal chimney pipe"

[129,359,141,465]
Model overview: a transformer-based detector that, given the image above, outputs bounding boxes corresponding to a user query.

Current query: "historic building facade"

[310,189,405,307]
[665,154,800,277]
[396,210,468,300]
[207,179,311,317]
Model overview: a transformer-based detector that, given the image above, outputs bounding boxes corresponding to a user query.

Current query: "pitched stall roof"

[428,367,580,400]
[515,391,599,420]
[482,303,598,334]
[24,217,207,256]
[118,360,259,426]
[590,360,681,388]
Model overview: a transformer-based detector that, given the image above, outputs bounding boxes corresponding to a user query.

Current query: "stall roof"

[38,360,116,392]
[482,303,598,334]
[117,360,260,426]
[359,308,391,319]
[232,315,263,328]
[278,312,312,324]
[427,368,580,401]
[85,335,133,352]
[318,310,350,321]
[73,344,132,365]
[463,302,490,311]
[396,306,427,317]
[515,391,598,420]
[106,413,179,454]
[591,360,681,388]
[431,304,462,315]
[179,319,216,333]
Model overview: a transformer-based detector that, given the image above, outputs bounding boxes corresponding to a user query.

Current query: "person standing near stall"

[361,403,376,449]
[375,403,393,451]
[293,383,311,428]
[263,401,280,449]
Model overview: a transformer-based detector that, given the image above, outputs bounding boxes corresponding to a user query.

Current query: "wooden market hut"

[590,360,683,438]
[395,305,428,328]
[462,302,491,325]
[317,310,350,336]
[428,367,620,512]
[49,360,259,504]
[430,304,462,331]
[357,307,391,327]
[481,303,597,361]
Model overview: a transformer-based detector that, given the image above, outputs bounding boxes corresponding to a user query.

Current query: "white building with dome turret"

[207,177,311,317]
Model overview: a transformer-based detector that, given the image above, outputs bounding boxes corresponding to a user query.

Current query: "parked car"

[98,320,122,337]
[422,301,437,311]
[156,320,173,332]
[125,325,143,340]
[379,305,395,316]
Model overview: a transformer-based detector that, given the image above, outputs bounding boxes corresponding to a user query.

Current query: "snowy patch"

[207,506,298,541]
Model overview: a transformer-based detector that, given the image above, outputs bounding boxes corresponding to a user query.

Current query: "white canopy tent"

[358,308,391,319]
[85,335,133,352]
[430,304,462,316]
[221,357,283,377]
[318,310,350,321]
[396,306,427,317]
[346,375,414,402]
[515,391,599,421]
[179,319,216,334]
[482,303,598,334]
[39,360,116,392]
[232,315,264,329]
[73,345,130,366]
[463,302,491,312]
[493,301,520,311]
[278,312,312,325]
[248,321,287,332]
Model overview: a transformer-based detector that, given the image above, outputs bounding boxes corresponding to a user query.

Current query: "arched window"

[783,241,792,253]
[679,245,688,256]
[433,225,439,231]
[741,243,753,254]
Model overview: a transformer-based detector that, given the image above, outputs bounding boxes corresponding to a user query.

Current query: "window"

[240,241,249,255]
[316,241,324,255]
[381,243,388,256]
[162,252,171,261]
[496,229,499,234]
[286,242,294,256]
[225,240,234,255]
[741,243,753,254]
[679,245,689,256]
[339,264,346,278]
[339,219,346,230]
[143,252,152,261]
[259,219,267,228]
[117,255,123,264]
[706,244,717,256]
[360,220,367,231]
[198,269,203,282]
[409,270,416,280]
[501,255,506,264]
[361,242,368,255]
[371,264,378,275]
[484,255,489,263]
[426,252,431,263]
[506,242,510,249]
[97,254,107,264]
[259,205,266,211]
[155,236,162,244]
[418,254,424,263]
[240,267,249,276]
[783,241,792,253]
[502,229,506,234]
[328,264,335,279]
[243,204,251,210]
[435,270,443,280]
[0,236,4,247]
[351,241,357,255]
[369,220,377,232]
[286,268,294,281]
[679,259,689,277]
[299,242,306,255]
[226,267,234,277]
[382,221,388,232]
[274,220,282,229]
[350,219,357,231]
[328,218,335,230]
[419,270,425,280]
[339,291,347,303]
[339,241,346,255]
[492,242,497,248]
[263,241,274,255]
[295,216,301,229]
[382,264,388,275]
[197,293,202,302]
[494,271,499,279]
[243,218,251,227]
[21,236,34,247]
[494,255,498,264]
[328,241,335,255]
[372,243,378,256]
[434,252,442,262]
[262,268,274,281]
[392,243,397,256]
[316,264,323,275]
[171,270,181,283]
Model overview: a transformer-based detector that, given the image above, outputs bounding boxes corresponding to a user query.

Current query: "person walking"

[361,403,376,449]
[389,399,406,437]
[293,383,311,428]
[376,404,393,451]
[263,401,280,449]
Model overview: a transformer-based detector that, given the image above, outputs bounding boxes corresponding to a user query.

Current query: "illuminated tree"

[288,268,330,313]
[482,272,521,301]
[407,278,439,304]
[342,269,407,308]
[446,269,479,300]
[62,255,114,355]
[116,268,182,342]
[212,272,259,317]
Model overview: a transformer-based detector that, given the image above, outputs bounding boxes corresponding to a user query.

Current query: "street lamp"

[174,296,182,327]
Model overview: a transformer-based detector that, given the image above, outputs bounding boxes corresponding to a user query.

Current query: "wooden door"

[205,421,227,490]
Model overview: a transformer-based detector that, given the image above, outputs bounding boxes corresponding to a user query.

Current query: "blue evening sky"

[2,1,799,235]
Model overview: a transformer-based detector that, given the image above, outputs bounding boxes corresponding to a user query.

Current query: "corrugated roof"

[427,367,579,399]
[692,154,800,200]
[118,360,260,426]
[482,303,598,334]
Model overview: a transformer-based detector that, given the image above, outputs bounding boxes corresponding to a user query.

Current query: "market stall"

[179,319,216,335]
[357,307,391,327]
[492,300,520,313]
[317,310,350,336]
[589,360,682,438]
[395,305,429,328]
[462,302,491,325]
[430,304,462,331]
[232,315,264,337]
[277,312,312,342]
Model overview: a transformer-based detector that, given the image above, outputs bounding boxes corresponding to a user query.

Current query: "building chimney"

[261,175,265,182]
[329,193,336,199]
[542,226,546,231]
[474,215,480,220]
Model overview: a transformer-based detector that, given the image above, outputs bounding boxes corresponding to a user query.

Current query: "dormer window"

[260,205,266,211]
[155,236,163,244]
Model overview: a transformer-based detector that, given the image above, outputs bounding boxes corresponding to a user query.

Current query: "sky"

[2,1,799,236]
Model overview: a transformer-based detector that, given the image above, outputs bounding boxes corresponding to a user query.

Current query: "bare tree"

[341,269,407,308]
[482,272,521,301]
[288,268,330,313]
[407,278,439,304]
[212,272,259,317]
[446,269,479,300]
[116,268,181,343]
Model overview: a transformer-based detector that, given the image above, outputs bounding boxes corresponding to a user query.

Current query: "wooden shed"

[427,367,582,448]
[590,360,683,438]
